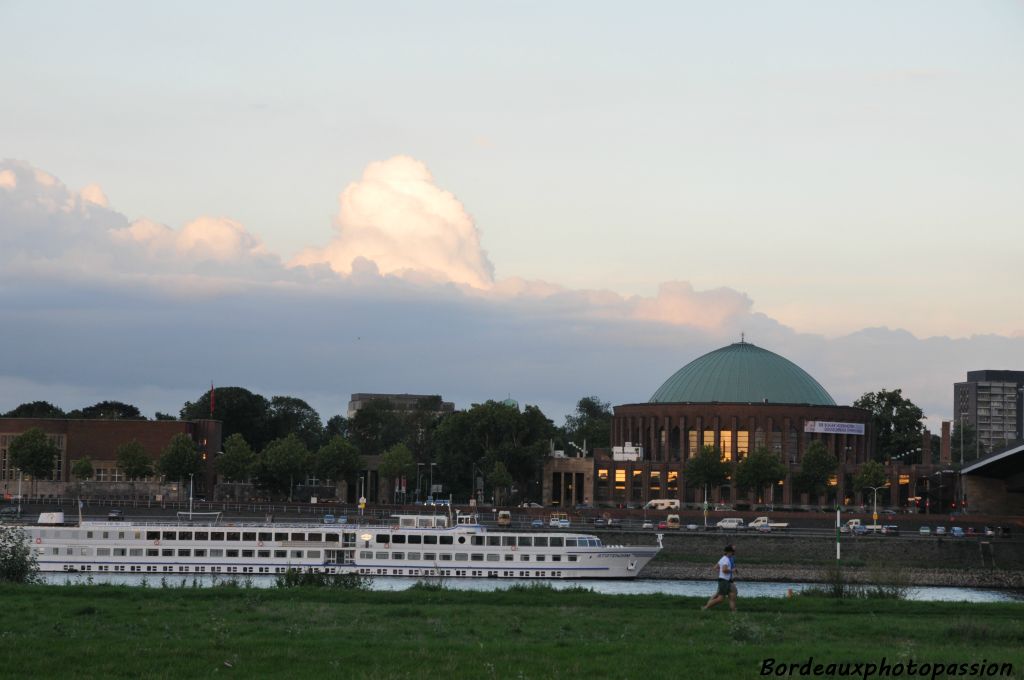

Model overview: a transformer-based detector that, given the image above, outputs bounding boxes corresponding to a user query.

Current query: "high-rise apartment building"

[953,370,1024,457]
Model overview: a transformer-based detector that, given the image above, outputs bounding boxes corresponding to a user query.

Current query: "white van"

[497,510,512,527]
[643,499,681,511]
[715,517,745,530]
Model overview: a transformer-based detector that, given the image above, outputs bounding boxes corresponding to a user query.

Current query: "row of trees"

[684,441,890,505]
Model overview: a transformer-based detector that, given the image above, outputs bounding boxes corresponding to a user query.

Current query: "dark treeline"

[3,392,614,505]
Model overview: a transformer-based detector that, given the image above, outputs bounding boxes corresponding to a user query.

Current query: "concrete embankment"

[612,530,1024,589]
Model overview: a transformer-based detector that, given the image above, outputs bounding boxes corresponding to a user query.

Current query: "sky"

[1,2,1022,430]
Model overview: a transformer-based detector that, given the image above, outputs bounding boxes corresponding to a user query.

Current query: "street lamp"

[866,485,889,533]
[429,462,437,501]
[188,472,195,518]
[416,463,424,504]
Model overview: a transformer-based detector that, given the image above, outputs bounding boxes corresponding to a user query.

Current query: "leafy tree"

[313,437,364,493]
[3,401,65,418]
[325,415,349,440]
[215,433,256,483]
[252,434,310,501]
[268,396,324,450]
[0,526,40,583]
[795,440,838,501]
[854,389,924,462]
[734,447,787,503]
[68,400,144,420]
[685,445,730,500]
[853,460,888,503]
[379,443,416,502]
[71,457,94,481]
[950,421,983,464]
[563,396,612,451]
[348,399,409,457]
[180,386,272,451]
[8,428,60,494]
[154,412,177,421]
[157,434,202,498]
[116,441,153,480]
[487,461,514,505]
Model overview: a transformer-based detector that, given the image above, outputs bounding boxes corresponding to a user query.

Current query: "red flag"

[210,383,215,417]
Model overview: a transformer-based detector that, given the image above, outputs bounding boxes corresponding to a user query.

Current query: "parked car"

[0,506,19,518]
[107,509,124,521]
[918,525,931,536]
[530,518,544,528]
[657,521,669,530]
[935,526,947,536]
[881,525,900,535]
[594,518,607,528]
[323,514,336,524]
[641,520,653,529]
[607,518,622,528]
[984,526,995,537]
[950,526,965,538]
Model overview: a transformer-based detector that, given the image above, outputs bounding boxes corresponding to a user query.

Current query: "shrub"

[0,526,40,583]
[274,569,373,590]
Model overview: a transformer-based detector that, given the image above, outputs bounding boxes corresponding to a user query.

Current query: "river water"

[39,573,1023,602]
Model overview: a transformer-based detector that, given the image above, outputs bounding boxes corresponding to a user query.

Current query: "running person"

[702,544,737,611]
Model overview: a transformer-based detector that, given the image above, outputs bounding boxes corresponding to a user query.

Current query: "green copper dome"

[650,342,836,405]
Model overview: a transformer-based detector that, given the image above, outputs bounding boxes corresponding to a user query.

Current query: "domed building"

[598,340,874,508]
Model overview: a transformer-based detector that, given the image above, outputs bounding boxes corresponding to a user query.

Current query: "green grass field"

[1,582,1022,679]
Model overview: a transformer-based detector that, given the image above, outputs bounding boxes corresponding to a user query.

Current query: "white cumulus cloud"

[291,156,495,289]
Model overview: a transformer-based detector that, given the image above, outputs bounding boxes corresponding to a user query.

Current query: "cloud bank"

[1,157,1021,426]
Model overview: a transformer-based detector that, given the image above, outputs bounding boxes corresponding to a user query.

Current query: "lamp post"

[416,463,424,504]
[429,462,437,501]
[188,472,195,518]
[866,485,888,533]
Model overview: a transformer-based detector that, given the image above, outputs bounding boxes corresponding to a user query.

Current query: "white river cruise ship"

[23,512,662,580]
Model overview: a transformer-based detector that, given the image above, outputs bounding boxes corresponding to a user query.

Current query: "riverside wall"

[608,530,1024,588]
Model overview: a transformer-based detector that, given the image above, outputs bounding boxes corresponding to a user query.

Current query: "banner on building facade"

[803,421,865,435]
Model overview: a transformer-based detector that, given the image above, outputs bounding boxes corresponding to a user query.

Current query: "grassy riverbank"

[1,582,1022,679]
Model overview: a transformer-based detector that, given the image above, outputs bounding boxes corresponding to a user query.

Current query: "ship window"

[392,552,405,560]
[407,535,421,544]
[274,550,286,558]
[517,537,532,547]
[423,553,436,560]
[195,532,209,540]
[147,549,158,557]
[487,536,501,546]
[455,553,468,561]
[457,537,466,544]
[407,552,420,560]
[102,532,110,539]
[146,531,160,540]
[178,549,191,557]
[258,532,272,541]
[178,532,192,540]
[194,549,207,557]
[211,532,225,541]
[504,554,513,561]
[376,534,390,544]
[80,547,90,556]
[391,535,406,544]
[114,548,126,557]
[307,533,322,542]
[486,554,499,562]
[359,551,372,559]
[258,550,270,558]
[289,533,305,542]
[325,533,339,543]
[307,550,320,558]
[226,549,239,558]
[243,532,257,541]
[552,555,561,562]
[162,532,176,541]
[288,550,301,558]
[275,533,288,542]
[129,549,143,557]
[440,536,454,545]
[568,555,578,562]
[536,555,545,562]
[423,536,437,545]
[549,538,564,547]
[375,552,388,559]
[439,554,452,561]
[96,548,111,556]
[162,549,174,557]
[242,550,254,558]
[227,532,241,541]
[502,536,516,546]
[87,531,94,539]
[471,536,485,546]
[210,549,224,557]
[534,537,548,547]
[565,539,577,547]
[471,554,484,562]
[520,555,530,562]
